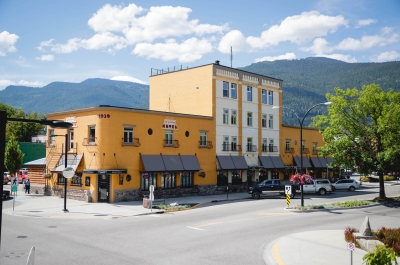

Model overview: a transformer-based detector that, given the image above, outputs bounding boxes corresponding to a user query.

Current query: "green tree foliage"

[4,135,24,175]
[313,84,400,198]
[0,103,44,142]
[362,244,398,265]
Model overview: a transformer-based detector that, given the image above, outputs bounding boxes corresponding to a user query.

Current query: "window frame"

[247,112,253,127]
[180,172,193,187]
[141,172,157,190]
[161,172,176,189]
[268,90,273,105]
[262,89,267,104]
[223,81,229,97]
[223,108,229,124]
[165,130,173,145]
[230,83,237,99]
[262,113,267,128]
[89,125,96,143]
[231,109,237,125]
[200,131,207,146]
[285,140,291,152]
[231,136,237,151]
[124,127,134,144]
[268,114,273,129]
[247,86,252,101]
[223,135,229,151]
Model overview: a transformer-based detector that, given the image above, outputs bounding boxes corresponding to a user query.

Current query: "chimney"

[215,60,220,65]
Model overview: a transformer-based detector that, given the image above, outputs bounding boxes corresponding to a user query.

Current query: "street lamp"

[273,102,332,206]
[54,134,71,212]
[0,111,73,249]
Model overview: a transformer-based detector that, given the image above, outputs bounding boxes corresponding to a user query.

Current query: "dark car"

[2,189,10,200]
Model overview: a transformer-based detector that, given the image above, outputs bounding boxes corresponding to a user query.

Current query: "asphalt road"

[1,184,399,265]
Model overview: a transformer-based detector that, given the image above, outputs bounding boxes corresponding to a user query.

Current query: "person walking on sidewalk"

[25,178,31,194]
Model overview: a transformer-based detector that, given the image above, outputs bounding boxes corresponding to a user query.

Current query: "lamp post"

[273,102,332,206]
[54,134,71,212]
[0,111,72,249]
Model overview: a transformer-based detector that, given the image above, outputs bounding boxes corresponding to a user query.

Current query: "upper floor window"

[223,109,229,124]
[262,114,267,128]
[89,126,96,143]
[165,130,173,145]
[247,137,253,152]
[223,135,229,151]
[268,115,273,129]
[223,81,229,97]
[262,138,268,152]
[269,139,274,152]
[313,142,318,154]
[231,110,237,125]
[268,90,273,105]
[200,131,207,146]
[262,89,267,104]
[285,140,291,152]
[247,112,253,127]
[231,136,237,151]
[231,83,237,99]
[124,127,133,143]
[49,129,55,146]
[247,86,252,101]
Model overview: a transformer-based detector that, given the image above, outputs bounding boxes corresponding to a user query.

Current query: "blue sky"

[0,0,399,90]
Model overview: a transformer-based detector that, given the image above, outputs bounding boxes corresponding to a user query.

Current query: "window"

[223,109,229,124]
[57,173,65,184]
[180,172,193,187]
[71,173,82,186]
[286,140,291,153]
[313,142,318,154]
[247,112,253,127]
[247,86,252,101]
[247,137,253,152]
[262,138,268,152]
[262,114,267,128]
[165,130,173,145]
[231,83,237,99]
[262,89,267,104]
[268,90,273,105]
[69,129,74,150]
[268,115,273,129]
[223,81,229,97]
[223,135,229,151]
[200,131,207,146]
[231,136,237,151]
[269,139,274,152]
[141,172,157,190]
[89,126,96,143]
[231,110,237,125]
[49,129,55,146]
[124,127,133,144]
[162,172,176,189]
[85,177,90,186]
[302,140,305,153]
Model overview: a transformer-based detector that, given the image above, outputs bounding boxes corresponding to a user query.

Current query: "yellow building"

[38,106,215,203]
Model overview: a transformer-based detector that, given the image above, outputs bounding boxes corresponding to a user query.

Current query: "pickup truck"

[248,179,299,199]
[301,178,333,195]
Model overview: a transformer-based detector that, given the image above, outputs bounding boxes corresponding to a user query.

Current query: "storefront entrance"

[97,174,110,202]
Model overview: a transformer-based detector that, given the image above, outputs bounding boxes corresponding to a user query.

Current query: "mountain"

[239,57,400,125]
[0,78,149,114]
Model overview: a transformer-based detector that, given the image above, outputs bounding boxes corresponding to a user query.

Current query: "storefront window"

[141,172,157,190]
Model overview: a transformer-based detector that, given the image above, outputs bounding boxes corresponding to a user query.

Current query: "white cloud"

[255,53,297,62]
[51,38,82,53]
[335,33,398,51]
[37,38,55,51]
[35,54,54,61]
[301,38,333,54]
[218,30,251,53]
[0,31,19,56]
[17,80,45,87]
[110,75,148,85]
[355,18,377,28]
[0,79,15,89]
[245,11,348,49]
[316,54,357,63]
[81,32,127,52]
[381,27,393,35]
[133,38,213,62]
[371,51,400,62]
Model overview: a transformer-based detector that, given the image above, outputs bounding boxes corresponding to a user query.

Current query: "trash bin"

[143,196,149,209]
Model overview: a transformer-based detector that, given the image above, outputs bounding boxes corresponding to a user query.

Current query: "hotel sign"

[65,117,77,127]
[162,119,177,130]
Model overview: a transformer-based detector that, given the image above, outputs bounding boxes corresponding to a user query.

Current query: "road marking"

[272,243,285,265]
[186,226,205,231]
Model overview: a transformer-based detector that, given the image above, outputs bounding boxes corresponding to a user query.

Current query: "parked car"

[18,169,29,184]
[3,172,10,184]
[332,179,360,191]
[2,189,10,200]
[301,178,333,195]
[248,179,299,199]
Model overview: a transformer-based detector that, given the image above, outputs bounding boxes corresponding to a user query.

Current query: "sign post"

[347,242,355,265]
[285,185,291,208]
[149,185,154,212]
[11,176,18,211]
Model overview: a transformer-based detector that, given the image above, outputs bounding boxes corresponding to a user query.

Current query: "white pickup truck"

[301,178,333,195]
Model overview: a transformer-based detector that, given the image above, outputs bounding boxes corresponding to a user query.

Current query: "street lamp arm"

[278,106,301,126]
[301,102,331,125]
[7,118,73,129]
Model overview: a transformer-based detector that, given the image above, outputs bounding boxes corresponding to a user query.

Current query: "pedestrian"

[25,178,31,194]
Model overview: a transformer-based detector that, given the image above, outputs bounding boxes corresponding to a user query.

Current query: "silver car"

[3,172,10,185]
[332,179,360,191]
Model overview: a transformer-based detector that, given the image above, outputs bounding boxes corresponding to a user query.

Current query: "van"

[18,169,29,184]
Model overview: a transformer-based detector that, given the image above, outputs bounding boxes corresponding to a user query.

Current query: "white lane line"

[186,226,205,231]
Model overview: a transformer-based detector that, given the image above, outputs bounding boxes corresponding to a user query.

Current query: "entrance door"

[97,174,110,202]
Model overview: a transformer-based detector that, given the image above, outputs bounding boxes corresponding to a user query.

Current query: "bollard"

[226,186,229,200]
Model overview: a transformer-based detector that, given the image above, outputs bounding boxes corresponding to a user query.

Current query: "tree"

[0,103,44,142]
[4,135,24,176]
[314,84,400,198]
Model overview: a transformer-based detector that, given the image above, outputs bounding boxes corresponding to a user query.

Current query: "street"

[0,183,399,265]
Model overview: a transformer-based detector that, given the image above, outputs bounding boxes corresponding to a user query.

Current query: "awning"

[217,156,236,170]
[51,154,83,172]
[141,155,166,172]
[180,155,200,171]
[310,157,323,168]
[232,156,249,170]
[162,155,184,172]
[270,156,285,169]
[294,156,312,168]
[259,156,274,169]
[244,155,259,168]
[326,157,333,167]
[318,157,328,168]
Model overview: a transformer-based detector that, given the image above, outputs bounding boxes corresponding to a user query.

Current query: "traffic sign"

[11,177,18,187]
[347,242,355,251]
[285,185,292,195]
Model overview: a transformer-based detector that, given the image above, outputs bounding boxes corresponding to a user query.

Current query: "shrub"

[375,227,400,256]
[333,200,370,207]
[345,227,357,243]
[361,176,370,182]
[384,175,396,181]
[362,244,398,265]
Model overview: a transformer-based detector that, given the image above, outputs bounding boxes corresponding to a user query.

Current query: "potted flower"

[198,172,206,178]
[42,173,52,178]
[143,173,150,179]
